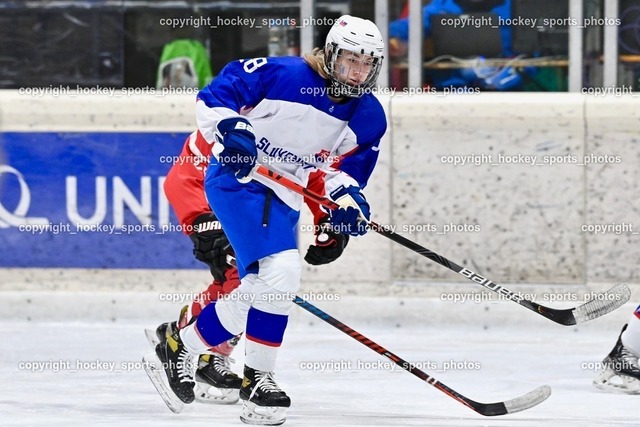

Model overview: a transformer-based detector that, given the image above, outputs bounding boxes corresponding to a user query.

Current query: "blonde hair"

[303,48,330,80]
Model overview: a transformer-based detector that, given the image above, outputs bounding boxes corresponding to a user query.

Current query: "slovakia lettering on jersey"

[256,137,313,169]
[195,56,387,210]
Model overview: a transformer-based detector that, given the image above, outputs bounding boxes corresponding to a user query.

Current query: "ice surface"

[2,301,639,427]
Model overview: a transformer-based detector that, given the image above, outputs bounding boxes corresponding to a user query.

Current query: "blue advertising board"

[0,132,203,268]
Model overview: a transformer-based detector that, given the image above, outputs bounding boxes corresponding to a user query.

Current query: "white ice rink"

[2,293,639,427]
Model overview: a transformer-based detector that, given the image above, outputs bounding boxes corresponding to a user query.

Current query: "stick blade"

[502,385,552,415]
[475,385,551,416]
[572,284,631,324]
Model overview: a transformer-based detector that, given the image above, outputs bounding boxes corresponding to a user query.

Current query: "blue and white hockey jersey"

[196,56,387,212]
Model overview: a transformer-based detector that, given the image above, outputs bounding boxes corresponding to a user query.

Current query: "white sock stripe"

[245,339,279,373]
[180,323,211,354]
[214,273,257,335]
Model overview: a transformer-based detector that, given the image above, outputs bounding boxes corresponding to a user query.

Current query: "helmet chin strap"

[327,80,354,99]
[326,80,346,99]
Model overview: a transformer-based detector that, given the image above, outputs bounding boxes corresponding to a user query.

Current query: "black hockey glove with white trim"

[304,215,349,265]
[189,212,234,282]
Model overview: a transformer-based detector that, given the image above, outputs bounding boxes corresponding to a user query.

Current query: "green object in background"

[156,39,213,89]
[521,67,568,92]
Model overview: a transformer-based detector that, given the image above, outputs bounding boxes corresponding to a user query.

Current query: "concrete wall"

[387,93,640,289]
[390,93,585,285]
[1,91,639,293]
[584,97,640,284]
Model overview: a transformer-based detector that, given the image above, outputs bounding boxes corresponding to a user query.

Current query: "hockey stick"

[253,165,631,326]
[293,295,551,416]
[222,254,547,415]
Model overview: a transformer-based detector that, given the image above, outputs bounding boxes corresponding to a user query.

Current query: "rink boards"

[0,131,197,268]
[1,91,640,287]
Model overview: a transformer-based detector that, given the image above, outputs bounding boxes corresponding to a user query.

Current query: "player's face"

[334,50,375,87]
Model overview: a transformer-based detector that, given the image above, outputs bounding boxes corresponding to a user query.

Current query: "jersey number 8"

[242,58,268,74]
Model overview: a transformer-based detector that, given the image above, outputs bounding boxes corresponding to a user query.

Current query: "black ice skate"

[593,324,640,394]
[155,321,172,343]
[156,326,197,404]
[239,366,291,425]
[194,353,242,404]
[146,322,241,404]
[143,323,195,413]
[143,321,175,349]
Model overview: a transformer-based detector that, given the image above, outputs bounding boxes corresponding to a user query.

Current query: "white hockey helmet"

[324,15,384,98]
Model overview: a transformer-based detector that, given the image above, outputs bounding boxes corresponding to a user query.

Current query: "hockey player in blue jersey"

[158,15,387,425]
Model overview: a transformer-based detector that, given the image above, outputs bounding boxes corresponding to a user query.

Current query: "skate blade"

[593,367,640,395]
[144,328,160,349]
[142,352,185,413]
[194,382,240,404]
[240,401,287,426]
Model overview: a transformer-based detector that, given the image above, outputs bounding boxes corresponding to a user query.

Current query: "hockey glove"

[189,212,235,282]
[304,215,350,265]
[217,117,257,179]
[329,185,370,236]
